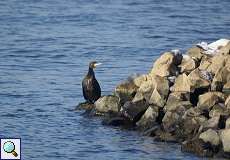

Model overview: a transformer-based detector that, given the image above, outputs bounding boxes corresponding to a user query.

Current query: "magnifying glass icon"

[3,141,18,157]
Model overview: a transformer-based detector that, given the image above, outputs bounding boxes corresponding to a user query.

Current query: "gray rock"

[202,114,220,130]
[225,96,230,110]
[162,109,186,133]
[136,105,159,130]
[164,100,192,112]
[115,81,138,105]
[218,41,230,55]
[150,52,180,77]
[223,81,230,94]
[226,118,230,129]
[179,55,197,74]
[197,92,226,111]
[75,102,94,110]
[121,100,149,123]
[211,66,230,92]
[199,129,220,146]
[186,46,204,61]
[95,95,120,113]
[209,103,228,118]
[221,129,230,153]
[133,75,169,106]
[188,69,211,92]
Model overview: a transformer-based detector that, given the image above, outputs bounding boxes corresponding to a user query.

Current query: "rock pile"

[77,39,230,158]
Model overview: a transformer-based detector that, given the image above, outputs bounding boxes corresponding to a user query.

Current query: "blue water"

[0,0,229,159]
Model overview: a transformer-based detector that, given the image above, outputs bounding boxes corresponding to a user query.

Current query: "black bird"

[82,61,102,103]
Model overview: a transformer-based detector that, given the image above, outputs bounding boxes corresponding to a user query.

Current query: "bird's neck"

[87,67,95,77]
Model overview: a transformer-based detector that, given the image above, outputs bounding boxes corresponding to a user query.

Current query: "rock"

[180,115,206,140]
[207,54,228,75]
[226,96,230,110]
[199,55,212,70]
[183,107,202,118]
[171,74,191,92]
[121,100,149,123]
[199,129,220,146]
[221,129,230,153]
[132,74,148,87]
[188,69,211,91]
[226,118,230,129]
[148,87,166,107]
[164,100,192,112]
[209,103,228,118]
[162,111,180,132]
[211,66,230,91]
[171,69,211,94]
[148,76,169,107]
[202,114,220,130]
[154,130,177,142]
[218,41,230,55]
[162,107,186,132]
[133,75,169,105]
[179,55,197,73]
[150,52,180,77]
[186,46,204,61]
[95,95,120,113]
[115,81,138,105]
[168,91,190,101]
[136,105,159,130]
[102,116,133,128]
[223,81,230,94]
[197,92,226,111]
[75,102,95,110]
[132,76,154,102]
[182,138,215,157]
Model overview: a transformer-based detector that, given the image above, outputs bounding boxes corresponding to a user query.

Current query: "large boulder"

[198,55,212,71]
[75,102,94,111]
[223,81,230,94]
[202,114,220,130]
[132,75,154,102]
[136,105,159,130]
[209,103,229,118]
[150,52,181,77]
[211,66,230,91]
[188,69,211,91]
[95,95,120,113]
[164,92,192,112]
[199,129,220,146]
[115,80,139,105]
[171,69,211,94]
[121,100,149,123]
[179,55,197,74]
[171,74,191,92]
[182,138,214,157]
[225,118,230,129]
[226,96,230,110]
[133,75,169,106]
[162,105,187,132]
[132,74,148,87]
[207,54,228,75]
[186,46,204,61]
[221,129,230,153]
[218,41,230,55]
[197,92,226,111]
[148,75,169,107]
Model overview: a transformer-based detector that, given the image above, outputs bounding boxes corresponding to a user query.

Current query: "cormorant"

[82,61,102,103]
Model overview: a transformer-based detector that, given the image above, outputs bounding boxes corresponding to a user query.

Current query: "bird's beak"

[94,63,102,67]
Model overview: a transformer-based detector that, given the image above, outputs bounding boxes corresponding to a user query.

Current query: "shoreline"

[77,39,230,158]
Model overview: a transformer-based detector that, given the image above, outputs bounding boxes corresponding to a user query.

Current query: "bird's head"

[89,61,102,69]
